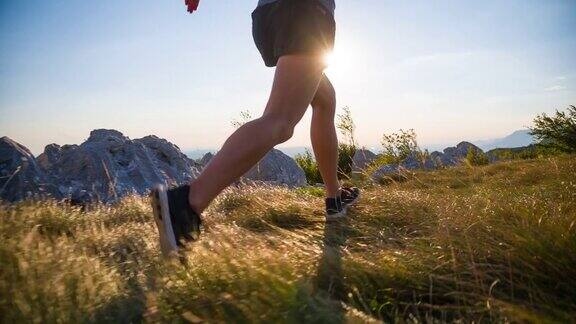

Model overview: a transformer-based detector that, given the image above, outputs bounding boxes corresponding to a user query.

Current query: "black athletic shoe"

[341,186,360,208]
[325,186,361,221]
[150,184,202,257]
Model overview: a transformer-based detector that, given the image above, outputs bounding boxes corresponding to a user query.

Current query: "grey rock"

[371,151,442,180]
[243,149,306,187]
[42,129,201,203]
[371,142,486,180]
[199,152,214,167]
[135,135,202,179]
[440,141,483,166]
[0,137,60,202]
[352,149,378,171]
[371,163,401,179]
[429,151,444,165]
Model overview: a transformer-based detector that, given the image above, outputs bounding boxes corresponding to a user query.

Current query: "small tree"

[380,129,420,164]
[337,106,356,147]
[466,147,489,166]
[530,105,576,153]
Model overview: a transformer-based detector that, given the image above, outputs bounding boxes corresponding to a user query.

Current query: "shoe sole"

[150,184,179,257]
[326,191,361,222]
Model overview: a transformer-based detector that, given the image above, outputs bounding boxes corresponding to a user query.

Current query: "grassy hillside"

[1,156,575,323]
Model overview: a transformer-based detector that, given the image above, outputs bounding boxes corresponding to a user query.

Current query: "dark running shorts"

[252,0,336,67]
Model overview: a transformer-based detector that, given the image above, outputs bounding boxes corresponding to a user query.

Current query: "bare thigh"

[262,55,327,128]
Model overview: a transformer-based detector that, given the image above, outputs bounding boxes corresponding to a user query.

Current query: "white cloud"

[544,85,566,92]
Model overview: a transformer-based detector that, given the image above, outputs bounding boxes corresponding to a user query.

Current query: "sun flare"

[322,47,353,77]
[323,52,336,67]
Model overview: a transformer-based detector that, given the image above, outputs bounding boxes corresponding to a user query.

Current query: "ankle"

[325,190,340,199]
[187,182,206,214]
[325,185,341,199]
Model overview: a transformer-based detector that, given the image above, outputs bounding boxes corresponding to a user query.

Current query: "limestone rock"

[352,149,378,171]
[199,152,214,167]
[0,137,59,202]
[42,129,200,203]
[440,142,483,166]
[243,149,306,187]
[371,142,485,180]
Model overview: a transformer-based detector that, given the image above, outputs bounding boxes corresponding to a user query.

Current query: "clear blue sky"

[1,0,575,154]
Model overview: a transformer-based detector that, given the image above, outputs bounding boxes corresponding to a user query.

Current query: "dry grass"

[1,156,575,323]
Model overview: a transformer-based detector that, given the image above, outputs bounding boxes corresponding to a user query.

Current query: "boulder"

[371,151,441,180]
[199,152,214,167]
[352,149,378,171]
[41,129,201,203]
[440,142,483,166]
[37,143,63,171]
[243,148,306,187]
[135,135,202,178]
[0,137,59,202]
[371,163,401,180]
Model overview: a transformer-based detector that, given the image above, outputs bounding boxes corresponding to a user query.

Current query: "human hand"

[185,0,200,13]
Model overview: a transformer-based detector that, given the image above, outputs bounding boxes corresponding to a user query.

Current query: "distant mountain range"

[185,149,216,160]
[185,146,312,159]
[472,129,535,151]
[185,130,536,160]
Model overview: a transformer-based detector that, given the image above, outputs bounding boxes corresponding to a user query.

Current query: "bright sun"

[323,52,336,67]
[322,48,352,76]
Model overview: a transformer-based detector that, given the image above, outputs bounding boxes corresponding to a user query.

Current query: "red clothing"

[185,0,200,13]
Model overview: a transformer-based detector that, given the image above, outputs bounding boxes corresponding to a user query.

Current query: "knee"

[274,123,295,144]
[261,115,295,144]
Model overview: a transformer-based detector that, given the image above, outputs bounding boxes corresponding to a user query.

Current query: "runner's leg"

[310,75,340,198]
[188,54,326,213]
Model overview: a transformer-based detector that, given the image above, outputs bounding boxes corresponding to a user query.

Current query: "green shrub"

[380,129,420,164]
[337,143,356,179]
[487,144,562,161]
[466,147,489,166]
[530,105,576,152]
[295,150,323,185]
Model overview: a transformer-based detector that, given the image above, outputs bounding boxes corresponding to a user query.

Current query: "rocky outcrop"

[38,129,201,203]
[243,149,306,187]
[135,135,202,178]
[439,142,482,166]
[372,151,437,179]
[352,149,378,171]
[199,152,214,167]
[371,142,484,180]
[1,131,309,203]
[0,137,59,202]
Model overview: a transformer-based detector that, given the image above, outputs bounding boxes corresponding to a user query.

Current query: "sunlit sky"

[1,0,575,154]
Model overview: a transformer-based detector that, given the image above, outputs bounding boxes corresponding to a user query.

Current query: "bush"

[466,147,489,166]
[367,129,431,173]
[337,143,356,179]
[380,129,420,164]
[487,144,562,161]
[295,150,323,185]
[530,105,576,153]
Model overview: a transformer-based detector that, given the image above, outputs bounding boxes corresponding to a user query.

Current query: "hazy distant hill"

[473,129,535,150]
[185,149,216,160]
[185,131,534,160]
[186,147,311,159]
